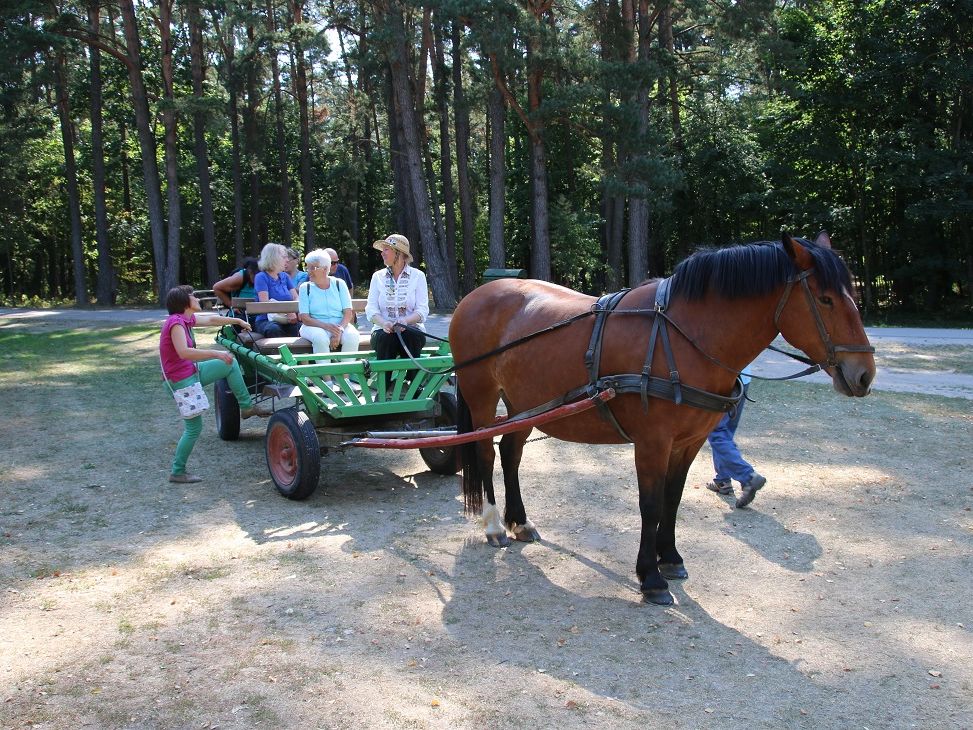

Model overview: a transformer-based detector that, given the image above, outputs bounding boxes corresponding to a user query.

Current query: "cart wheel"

[265,409,321,500]
[420,391,461,475]
[214,378,240,441]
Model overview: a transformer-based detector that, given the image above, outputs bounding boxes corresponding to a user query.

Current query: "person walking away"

[705,366,766,508]
[160,285,269,483]
[298,249,360,358]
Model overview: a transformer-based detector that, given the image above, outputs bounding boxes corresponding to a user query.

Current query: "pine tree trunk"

[333,16,363,281]
[432,17,458,293]
[451,21,476,293]
[187,0,219,284]
[244,18,261,254]
[386,78,419,256]
[626,0,652,285]
[88,0,115,304]
[53,47,87,305]
[487,86,506,268]
[119,0,168,300]
[289,0,316,250]
[159,0,181,293]
[384,3,456,308]
[267,0,293,246]
[527,34,551,281]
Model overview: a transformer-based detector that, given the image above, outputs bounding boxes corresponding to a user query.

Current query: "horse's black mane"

[668,238,853,301]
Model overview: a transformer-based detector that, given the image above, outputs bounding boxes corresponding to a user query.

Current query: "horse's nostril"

[860,369,874,389]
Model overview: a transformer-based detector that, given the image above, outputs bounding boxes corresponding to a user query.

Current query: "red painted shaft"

[346,389,616,449]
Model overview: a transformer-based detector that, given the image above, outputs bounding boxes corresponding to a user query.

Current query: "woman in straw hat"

[364,234,429,362]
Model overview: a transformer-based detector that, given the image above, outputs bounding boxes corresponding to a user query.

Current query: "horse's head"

[776,232,876,397]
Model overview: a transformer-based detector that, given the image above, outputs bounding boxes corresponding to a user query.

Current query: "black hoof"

[642,588,674,606]
[486,532,511,548]
[658,562,688,580]
[513,526,541,542]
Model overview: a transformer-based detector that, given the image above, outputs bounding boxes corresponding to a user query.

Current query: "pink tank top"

[160,313,197,382]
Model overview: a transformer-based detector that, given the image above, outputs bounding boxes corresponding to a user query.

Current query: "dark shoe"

[169,473,203,484]
[706,480,733,495]
[241,403,272,419]
[735,472,767,508]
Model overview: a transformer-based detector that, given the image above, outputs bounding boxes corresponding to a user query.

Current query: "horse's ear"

[814,230,833,249]
[782,230,814,269]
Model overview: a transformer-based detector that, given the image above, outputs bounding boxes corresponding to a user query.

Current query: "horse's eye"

[819,295,834,306]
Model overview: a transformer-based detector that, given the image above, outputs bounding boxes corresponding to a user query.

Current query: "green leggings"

[168,358,253,476]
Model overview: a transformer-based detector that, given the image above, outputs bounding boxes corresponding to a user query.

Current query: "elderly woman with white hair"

[364,234,428,361]
[297,248,360,356]
[254,242,300,338]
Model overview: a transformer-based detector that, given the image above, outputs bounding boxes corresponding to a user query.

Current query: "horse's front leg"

[499,429,540,542]
[634,445,672,605]
[655,455,696,581]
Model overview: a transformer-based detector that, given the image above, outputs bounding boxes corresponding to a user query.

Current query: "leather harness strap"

[582,280,746,443]
[584,289,634,442]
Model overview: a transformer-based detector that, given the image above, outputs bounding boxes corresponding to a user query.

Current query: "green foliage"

[0,0,968,313]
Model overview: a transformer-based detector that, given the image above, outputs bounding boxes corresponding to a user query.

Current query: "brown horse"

[448,232,876,605]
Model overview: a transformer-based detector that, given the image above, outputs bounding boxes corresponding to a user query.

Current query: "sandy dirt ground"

[1,319,971,729]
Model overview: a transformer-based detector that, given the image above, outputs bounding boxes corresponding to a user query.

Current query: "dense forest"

[0,0,970,315]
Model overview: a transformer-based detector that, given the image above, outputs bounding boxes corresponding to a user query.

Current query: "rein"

[392,266,873,404]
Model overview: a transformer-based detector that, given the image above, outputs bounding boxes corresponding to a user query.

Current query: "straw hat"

[372,234,412,263]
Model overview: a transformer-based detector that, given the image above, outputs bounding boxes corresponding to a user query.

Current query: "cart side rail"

[216,327,454,421]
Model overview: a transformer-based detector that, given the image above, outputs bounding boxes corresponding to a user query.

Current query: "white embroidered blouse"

[364,265,429,332]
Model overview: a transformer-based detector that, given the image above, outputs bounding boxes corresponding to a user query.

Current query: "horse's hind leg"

[479,437,509,547]
[499,429,540,542]
[458,383,509,547]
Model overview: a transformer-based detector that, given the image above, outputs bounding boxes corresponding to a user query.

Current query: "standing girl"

[160,285,269,484]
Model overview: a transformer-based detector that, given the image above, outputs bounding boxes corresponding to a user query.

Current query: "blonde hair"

[258,242,287,272]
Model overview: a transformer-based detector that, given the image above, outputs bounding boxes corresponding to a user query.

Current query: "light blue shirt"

[298,278,352,325]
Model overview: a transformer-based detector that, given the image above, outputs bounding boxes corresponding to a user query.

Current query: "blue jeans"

[707,387,755,485]
[255,319,300,338]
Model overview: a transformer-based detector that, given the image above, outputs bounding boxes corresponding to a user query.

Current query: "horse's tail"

[456,385,484,515]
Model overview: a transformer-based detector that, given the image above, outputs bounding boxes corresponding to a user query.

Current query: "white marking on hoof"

[481,503,507,541]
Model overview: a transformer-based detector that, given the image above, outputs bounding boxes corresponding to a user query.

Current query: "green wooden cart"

[213,325,458,500]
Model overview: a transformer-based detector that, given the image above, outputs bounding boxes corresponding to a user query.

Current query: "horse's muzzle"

[831,359,875,397]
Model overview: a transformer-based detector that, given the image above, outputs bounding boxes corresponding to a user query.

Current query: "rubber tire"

[265,409,321,500]
[419,391,461,475]
[214,377,241,441]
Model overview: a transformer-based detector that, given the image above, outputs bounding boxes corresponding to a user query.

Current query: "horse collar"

[654,277,673,312]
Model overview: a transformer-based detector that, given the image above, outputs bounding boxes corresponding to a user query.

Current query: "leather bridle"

[773,269,875,369]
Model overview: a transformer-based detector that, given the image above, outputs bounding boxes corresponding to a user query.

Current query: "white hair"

[258,243,287,272]
[304,248,331,270]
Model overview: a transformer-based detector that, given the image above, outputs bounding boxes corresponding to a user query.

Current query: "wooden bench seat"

[233,298,373,355]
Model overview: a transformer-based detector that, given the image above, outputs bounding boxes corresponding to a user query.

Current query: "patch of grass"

[51,497,90,515]
[184,565,231,580]
[117,616,135,635]
[875,343,973,374]
[30,564,61,578]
